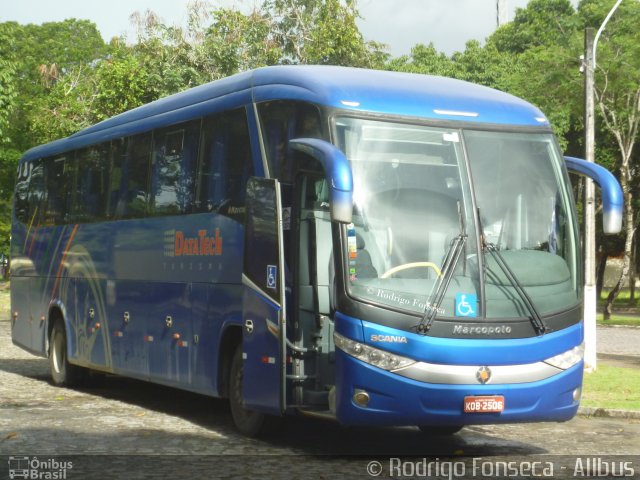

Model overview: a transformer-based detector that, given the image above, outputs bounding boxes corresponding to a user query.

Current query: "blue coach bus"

[11,66,622,436]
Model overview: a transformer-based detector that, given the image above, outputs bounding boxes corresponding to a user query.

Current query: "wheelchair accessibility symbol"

[455,293,477,317]
[267,265,277,289]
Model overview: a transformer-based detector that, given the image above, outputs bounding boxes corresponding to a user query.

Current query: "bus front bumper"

[334,350,582,427]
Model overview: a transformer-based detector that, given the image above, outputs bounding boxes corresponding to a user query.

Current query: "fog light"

[573,387,582,402]
[353,389,370,407]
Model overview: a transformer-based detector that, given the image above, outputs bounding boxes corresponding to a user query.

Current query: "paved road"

[597,325,640,357]
[1,317,639,479]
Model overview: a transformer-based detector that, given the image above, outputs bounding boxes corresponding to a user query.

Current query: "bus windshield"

[335,116,579,322]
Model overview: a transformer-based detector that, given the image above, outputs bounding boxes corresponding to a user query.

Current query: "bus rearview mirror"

[564,156,623,235]
[289,138,354,224]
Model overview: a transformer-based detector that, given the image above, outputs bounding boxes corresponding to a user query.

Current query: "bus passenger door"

[241,177,286,415]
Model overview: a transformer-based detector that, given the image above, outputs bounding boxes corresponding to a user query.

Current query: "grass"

[598,288,640,307]
[596,314,640,327]
[581,364,640,410]
[596,288,640,326]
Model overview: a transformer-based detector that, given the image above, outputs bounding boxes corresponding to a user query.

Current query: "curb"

[597,323,640,329]
[578,406,640,419]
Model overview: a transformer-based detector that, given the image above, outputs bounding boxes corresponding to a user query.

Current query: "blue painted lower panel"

[335,351,582,427]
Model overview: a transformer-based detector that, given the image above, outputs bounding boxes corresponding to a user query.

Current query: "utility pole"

[582,0,623,372]
[583,27,597,372]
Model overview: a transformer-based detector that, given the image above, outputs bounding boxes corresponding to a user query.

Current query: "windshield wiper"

[483,242,548,335]
[416,202,466,334]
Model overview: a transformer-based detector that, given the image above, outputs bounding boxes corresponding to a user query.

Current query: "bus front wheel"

[229,344,279,437]
[49,319,85,387]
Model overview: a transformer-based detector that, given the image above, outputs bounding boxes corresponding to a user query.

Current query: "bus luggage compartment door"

[240,177,286,415]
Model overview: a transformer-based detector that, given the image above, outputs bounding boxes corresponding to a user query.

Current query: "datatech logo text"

[164,229,223,257]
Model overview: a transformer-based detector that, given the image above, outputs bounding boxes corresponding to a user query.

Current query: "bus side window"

[151,120,200,216]
[108,138,128,219]
[257,101,325,182]
[42,155,73,226]
[27,159,45,226]
[75,145,109,223]
[14,161,32,224]
[197,109,253,218]
[124,133,152,219]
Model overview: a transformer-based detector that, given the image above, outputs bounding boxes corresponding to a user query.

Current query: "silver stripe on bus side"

[392,360,563,385]
[241,273,280,308]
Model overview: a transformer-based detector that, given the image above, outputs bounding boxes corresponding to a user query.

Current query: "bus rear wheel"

[229,344,279,437]
[49,319,85,387]
[418,425,463,436]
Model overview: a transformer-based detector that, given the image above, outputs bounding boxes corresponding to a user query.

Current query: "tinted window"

[196,109,254,218]
[14,161,32,224]
[257,101,325,182]
[107,138,128,219]
[151,120,200,216]
[44,155,74,225]
[126,133,152,218]
[27,159,45,226]
[75,145,109,222]
[244,178,281,302]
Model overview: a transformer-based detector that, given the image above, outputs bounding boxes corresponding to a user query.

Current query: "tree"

[92,49,153,121]
[205,0,387,73]
[490,0,578,53]
[0,24,19,258]
[579,0,640,318]
[386,43,455,76]
[205,8,281,77]
[0,25,17,146]
[0,19,106,153]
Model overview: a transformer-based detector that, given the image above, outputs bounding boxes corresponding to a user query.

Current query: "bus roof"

[21,65,550,162]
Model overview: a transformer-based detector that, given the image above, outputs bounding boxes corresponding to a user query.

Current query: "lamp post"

[583,0,623,372]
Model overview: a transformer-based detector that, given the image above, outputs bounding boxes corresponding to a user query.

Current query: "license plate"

[463,395,505,413]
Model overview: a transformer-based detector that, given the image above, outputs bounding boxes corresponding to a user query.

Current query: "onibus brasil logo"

[8,456,73,479]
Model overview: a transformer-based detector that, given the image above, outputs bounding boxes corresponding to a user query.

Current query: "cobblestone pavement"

[1,310,639,478]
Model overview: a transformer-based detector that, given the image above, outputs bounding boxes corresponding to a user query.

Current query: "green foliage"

[451,41,520,91]
[129,8,217,97]
[302,0,385,67]
[92,51,152,120]
[265,0,376,65]
[490,0,578,53]
[0,18,107,153]
[0,148,21,200]
[0,24,17,145]
[5,18,106,94]
[387,43,455,76]
[0,199,10,258]
[206,8,281,76]
[206,0,388,71]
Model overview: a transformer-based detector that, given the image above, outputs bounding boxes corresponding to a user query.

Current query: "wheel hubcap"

[52,331,63,374]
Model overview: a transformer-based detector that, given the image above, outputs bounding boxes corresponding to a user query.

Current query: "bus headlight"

[544,343,585,370]
[334,332,415,371]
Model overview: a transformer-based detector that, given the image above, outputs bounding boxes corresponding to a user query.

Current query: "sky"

[1,0,578,57]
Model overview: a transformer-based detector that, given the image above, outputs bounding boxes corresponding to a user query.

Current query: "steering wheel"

[381,262,443,279]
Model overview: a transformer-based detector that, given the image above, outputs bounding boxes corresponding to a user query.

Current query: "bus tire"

[229,344,279,437]
[418,425,463,436]
[49,319,85,387]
